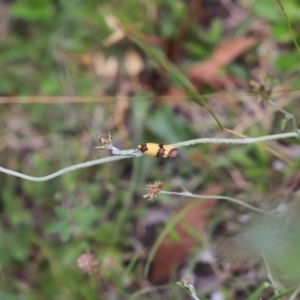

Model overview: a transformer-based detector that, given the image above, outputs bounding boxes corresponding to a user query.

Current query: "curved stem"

[0,155,132,181]
[160,191,269,215]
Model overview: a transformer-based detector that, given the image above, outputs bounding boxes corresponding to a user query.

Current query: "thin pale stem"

[160,191,269,215]
[0,131,297,181]
[172,132,298,148]
[0,156,132,182]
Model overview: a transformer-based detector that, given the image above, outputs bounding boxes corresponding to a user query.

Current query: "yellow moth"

[137,143,178,158]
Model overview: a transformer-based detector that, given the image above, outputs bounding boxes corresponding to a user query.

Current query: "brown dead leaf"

[141,34,167,48]
[149,195,218,283]
[188,60,225,89]
[212,36,258,66]
[188,36,258,88]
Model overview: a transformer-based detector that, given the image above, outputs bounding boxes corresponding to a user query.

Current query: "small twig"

[276,0,300,58]
[172,132,298,148]
[95,133,143,156]
[160,191,269,215]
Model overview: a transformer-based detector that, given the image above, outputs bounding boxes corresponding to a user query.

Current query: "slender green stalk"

[111,157,140,246]
[288,286,300,300]
[247,282,270,300]
[276,0,300,57]
[129,284,170,300]
[271,288,296,300]
[144,200,203,277]
[268,100,300,138]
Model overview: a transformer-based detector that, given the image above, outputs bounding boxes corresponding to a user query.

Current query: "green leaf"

[208,18,222,44]
[270,288,296,300]
[145,104,194,143]
[275,53,300,73]
[227,148,254,168]
[46,220,67,234]
[253,0,281,22]
[246,282,270,300]
[9,0,54,21]
[60,226,72,242]
[184,41,207,57]
[280,116,290,131]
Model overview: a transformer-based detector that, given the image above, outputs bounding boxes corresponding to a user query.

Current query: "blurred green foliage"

[253,0,300,77]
